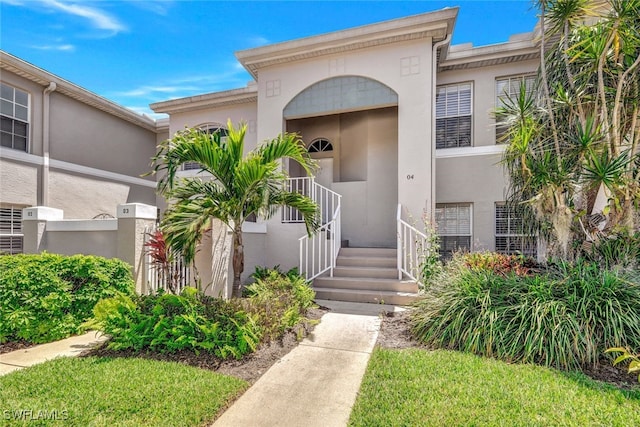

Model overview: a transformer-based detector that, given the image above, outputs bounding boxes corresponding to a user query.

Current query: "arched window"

[200,124,228,140]
[183,124,228,170]
[308,138,333,153]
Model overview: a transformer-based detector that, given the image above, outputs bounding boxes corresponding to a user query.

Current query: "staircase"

[313,247,420,305]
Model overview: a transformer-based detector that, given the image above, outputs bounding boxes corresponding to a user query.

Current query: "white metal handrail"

[397,204,427,283]
[282,177,312,223]
[296,177,342,280]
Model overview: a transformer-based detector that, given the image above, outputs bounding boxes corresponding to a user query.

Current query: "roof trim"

[0,50,159,132]
[236,8,458,79]
[439,31,540,71]
[150,85,258,114]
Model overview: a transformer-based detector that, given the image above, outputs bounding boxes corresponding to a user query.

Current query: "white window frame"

[495,74,536,144]
[494,203,537,257]
[435,203,472,258]
[0,205,24,254]
[435,82,473,149]
[0,83,30,152]
[308,138,333,153]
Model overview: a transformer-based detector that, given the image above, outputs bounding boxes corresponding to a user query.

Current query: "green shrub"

[0,253,135,344]
[244,268,315,342]
[412,254,640,370]
[94,288,259,359]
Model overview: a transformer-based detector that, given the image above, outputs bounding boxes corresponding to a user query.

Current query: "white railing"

[294,177,342,280]
[143,226,192,295]
[282,177,312,223]
[397,204,427,283]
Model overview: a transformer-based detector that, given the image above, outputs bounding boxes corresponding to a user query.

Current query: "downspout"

[430,34,451,219]
[41,82,57,206]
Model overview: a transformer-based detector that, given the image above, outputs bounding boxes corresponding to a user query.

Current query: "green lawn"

[0,357,247,426]
[350,348,640,427]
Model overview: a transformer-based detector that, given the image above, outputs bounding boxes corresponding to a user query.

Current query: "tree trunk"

[232,225,244,298]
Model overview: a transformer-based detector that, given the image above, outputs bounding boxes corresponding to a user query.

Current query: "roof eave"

[0,51,158,132]
[439,38,540,71]
[150,86,258,115]
[236,8,458,79]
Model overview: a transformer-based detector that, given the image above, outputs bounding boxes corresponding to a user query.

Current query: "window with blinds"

[435,203,472,259]
[495,203,537,257]
[0,206,24,254]
[435,83,472,149]
[495,75,536,143]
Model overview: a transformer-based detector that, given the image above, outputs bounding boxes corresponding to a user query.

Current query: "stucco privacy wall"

[21,204,156,293]
[255,39,435,221]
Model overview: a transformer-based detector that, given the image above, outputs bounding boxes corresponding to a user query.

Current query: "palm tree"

[149,121,319,297]
[499,0,640,259]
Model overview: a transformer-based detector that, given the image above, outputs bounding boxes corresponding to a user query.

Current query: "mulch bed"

[376,309,640,392]
[80,306,327,384]
[0,340,36,355]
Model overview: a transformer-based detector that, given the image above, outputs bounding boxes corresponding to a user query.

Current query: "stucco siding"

[49,92,157,180]
[48,169,154,219]
[169,102,258,153]
[0,159,39,206]
[436,154,507,251]
[436,59,538,148]
[255,39,434,221]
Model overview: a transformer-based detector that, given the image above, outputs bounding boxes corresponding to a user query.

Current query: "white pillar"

[22,206,63,253]
[116,203,157,294]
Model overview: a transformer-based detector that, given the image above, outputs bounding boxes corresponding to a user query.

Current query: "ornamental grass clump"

[412,253,640,371]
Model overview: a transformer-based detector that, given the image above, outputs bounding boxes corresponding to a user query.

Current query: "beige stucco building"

[0,51,169,254]
[1,7,541,301]
[151,7,539,296]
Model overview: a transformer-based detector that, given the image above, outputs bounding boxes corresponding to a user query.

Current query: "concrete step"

[313,287,420,305]
[314,276,419,293]
[336,256,396,268]
[333,266,399,279]
[339,247,397,258]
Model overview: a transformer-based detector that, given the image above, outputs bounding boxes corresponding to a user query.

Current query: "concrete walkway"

[213,300,403,427]
[0,332,107,376]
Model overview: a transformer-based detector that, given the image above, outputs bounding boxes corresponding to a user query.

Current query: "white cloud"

[126,0,174,16]
[40,0,127,34]
[31,43,75,52]
[246,35,270,47]
[114,85,200,97]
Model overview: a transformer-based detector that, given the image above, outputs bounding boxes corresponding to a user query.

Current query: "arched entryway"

[284,76,399,248]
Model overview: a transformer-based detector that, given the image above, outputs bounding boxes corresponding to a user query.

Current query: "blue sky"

[0,1,538,119]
